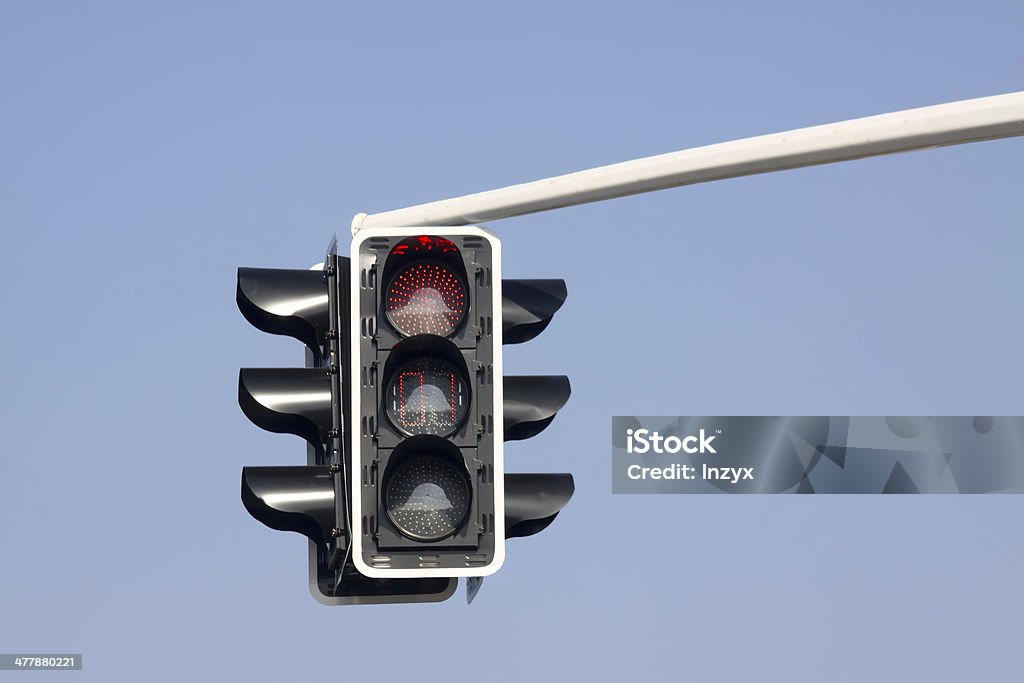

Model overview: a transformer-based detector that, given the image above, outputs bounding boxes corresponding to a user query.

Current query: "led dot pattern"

[385,456,470,542]
[385,358,468,437]
[385,262,467,337]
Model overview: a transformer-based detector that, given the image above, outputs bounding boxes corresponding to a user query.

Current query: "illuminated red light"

[398,370,426,427]
[385,262,467,337]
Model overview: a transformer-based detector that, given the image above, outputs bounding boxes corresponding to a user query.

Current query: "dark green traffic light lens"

[384,455,471,542]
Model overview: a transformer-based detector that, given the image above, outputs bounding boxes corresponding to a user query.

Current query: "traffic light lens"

[385,456,470,542]
[385,358,469,437]
[385,263,467,337]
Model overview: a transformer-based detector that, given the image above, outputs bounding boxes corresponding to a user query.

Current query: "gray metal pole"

[352,91,1024,233]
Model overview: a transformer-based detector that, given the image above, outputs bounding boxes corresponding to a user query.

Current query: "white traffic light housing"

[350,228,505,578]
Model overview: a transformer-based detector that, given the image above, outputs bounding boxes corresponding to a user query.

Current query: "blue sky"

[2,3,1022,681]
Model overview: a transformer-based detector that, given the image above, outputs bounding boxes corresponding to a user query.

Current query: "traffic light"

[349,227,573,581]
[500,280,575,543]
[236,247,456,604]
